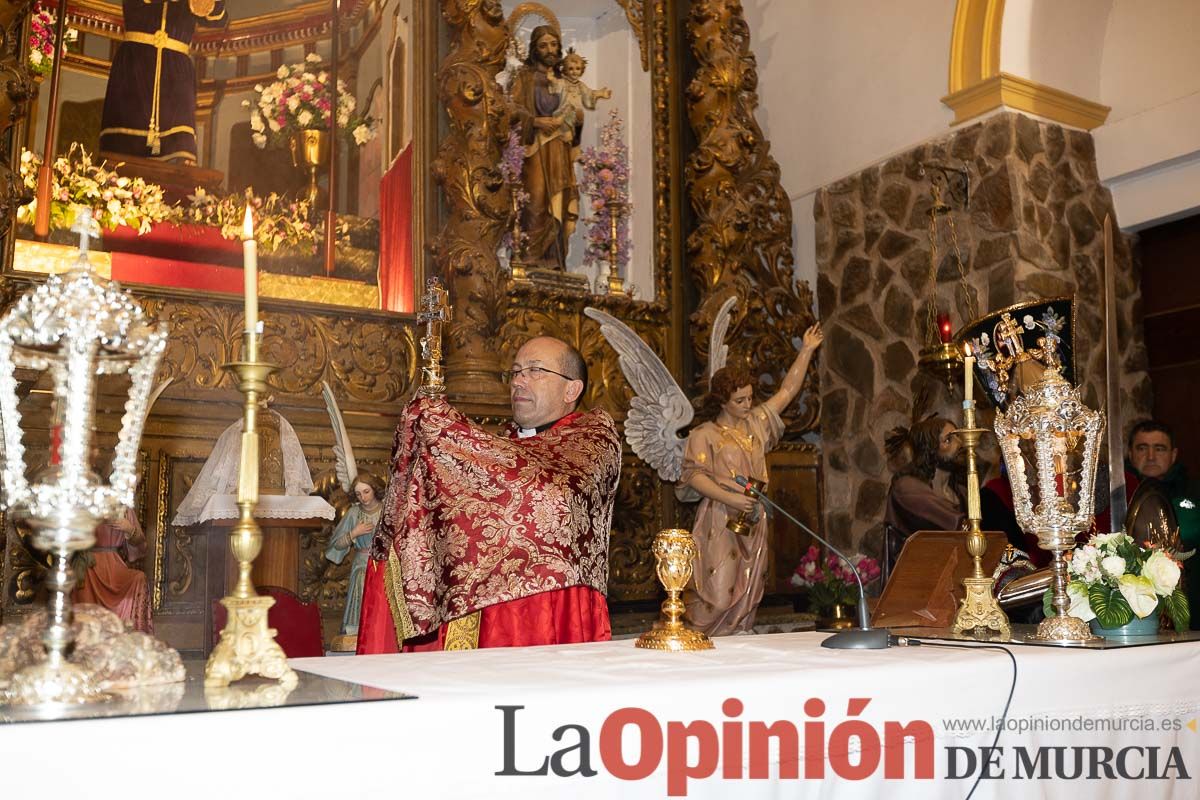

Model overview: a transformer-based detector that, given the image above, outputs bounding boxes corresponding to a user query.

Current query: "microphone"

[734,475,890,649]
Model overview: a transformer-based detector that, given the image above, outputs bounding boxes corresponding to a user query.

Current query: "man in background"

[1128,420,1200,629]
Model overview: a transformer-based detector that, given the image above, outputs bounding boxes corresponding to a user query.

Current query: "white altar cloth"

[2,632,1199,799]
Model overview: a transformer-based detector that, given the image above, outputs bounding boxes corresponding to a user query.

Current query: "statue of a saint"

[547,49,611,155]
[509,25,578,270]
[99,0,227,163]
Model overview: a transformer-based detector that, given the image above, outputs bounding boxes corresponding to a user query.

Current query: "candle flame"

[242,206,254,241]
[963,342,972,358]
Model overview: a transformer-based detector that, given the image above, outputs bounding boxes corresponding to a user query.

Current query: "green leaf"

[1042,588,1054,618]
[1164,588,1190,633]
[1089,584,1133,628]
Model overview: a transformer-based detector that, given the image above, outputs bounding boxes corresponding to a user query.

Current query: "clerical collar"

[517,418,561,438]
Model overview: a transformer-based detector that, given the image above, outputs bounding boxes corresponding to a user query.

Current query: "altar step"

[610,604,817,640]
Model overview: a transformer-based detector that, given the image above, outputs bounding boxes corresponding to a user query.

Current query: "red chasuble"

[357,395,621,653]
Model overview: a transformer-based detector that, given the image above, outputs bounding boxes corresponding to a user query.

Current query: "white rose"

[352,124,371,145]
[1142,551,1181,596]
[30,50,43,65]
[267,118,282,133]
[306,52,321,63]
[251,132,267,148]
[1065,581,1096,622]
[1092,532,1128,552]
[297,109,313,127]
[276,65,289,79]
[1069,545,1098,577]
[1117,575,1159,619]
[250,113,265,132]
[287,95,301,112]
[254,83,264,92]
[107,198,121,214]
[1100,555,1126,579]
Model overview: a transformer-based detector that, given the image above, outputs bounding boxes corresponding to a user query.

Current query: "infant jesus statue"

[549,48,613,145]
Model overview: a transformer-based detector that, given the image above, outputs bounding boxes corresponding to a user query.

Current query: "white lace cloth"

[171,412,323,527]
[191,494,335,524]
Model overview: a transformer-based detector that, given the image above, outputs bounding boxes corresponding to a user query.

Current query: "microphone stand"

[735,475,890,649]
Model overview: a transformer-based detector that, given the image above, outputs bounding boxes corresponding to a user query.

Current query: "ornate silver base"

[1028,613,1102,645]
[4,659,107,706]
[527,267,590,295]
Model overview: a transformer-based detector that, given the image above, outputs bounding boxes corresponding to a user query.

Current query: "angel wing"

[584,307,693,482]
[321,381,358,495]
[147,377,172,412]
[707,296,737,381]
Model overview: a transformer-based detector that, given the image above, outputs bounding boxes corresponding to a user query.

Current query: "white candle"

[963,343,975,406]
[242,206,258,336]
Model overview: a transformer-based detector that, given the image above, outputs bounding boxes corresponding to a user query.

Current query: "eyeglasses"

[502,366,574,383]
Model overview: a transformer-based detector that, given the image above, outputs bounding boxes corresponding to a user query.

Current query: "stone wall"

[813,110,1152,556]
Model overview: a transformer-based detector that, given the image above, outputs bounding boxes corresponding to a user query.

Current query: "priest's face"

[509,337,583,429]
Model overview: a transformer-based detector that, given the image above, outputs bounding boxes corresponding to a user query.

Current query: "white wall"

[1093,0,1200,229]
[999,0,1110,101]
[741,0,957,295]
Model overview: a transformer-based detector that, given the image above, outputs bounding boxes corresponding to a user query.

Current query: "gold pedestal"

[204,341,298,687]
[510,261,531,285]
[950,417,1010,636]
[636,528,714,652]
[330,633,358,652]
[607,272,625,296]
[205,596,298,688]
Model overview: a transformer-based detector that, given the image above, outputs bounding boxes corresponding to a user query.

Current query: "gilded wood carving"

[433,0,513,403]
[684,0,819,436]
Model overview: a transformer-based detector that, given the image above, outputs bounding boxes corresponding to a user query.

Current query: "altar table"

[2,632,1198,799]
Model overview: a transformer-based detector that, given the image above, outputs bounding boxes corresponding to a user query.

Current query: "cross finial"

[70,208,101,259]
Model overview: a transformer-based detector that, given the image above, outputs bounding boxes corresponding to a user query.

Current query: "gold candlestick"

[606,202,626,296]
[204,330,297,688]
[950,399,1010,636]
[636,529,714,652]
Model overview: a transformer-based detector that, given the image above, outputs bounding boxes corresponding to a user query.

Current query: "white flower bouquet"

[1048,532,1190,632]
[242,53,377,149]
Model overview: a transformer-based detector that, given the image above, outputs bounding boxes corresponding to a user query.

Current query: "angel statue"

[321,382,386,649]
[585,301,823,636]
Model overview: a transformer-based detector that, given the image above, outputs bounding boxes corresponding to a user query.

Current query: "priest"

[356,336,621,653]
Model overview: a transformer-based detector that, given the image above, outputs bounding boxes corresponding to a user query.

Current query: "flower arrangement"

[17,145,175,234]
[184,189,324,254]
[28,3,79,77]
[1048,532,1190,632]
[243,53,377,149]
[790,545,881,612]
[498,127,530,260]
[578,110,631,271]
[17,145,328,253]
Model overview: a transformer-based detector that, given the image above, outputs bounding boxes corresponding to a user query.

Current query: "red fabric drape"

[377,143,414,312]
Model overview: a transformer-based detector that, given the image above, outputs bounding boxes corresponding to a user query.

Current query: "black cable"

[892,638,1017,800]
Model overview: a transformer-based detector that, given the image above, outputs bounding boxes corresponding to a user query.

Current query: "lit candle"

[963,342,975,406]
[937,312,953,344]
[242,206,258,337]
